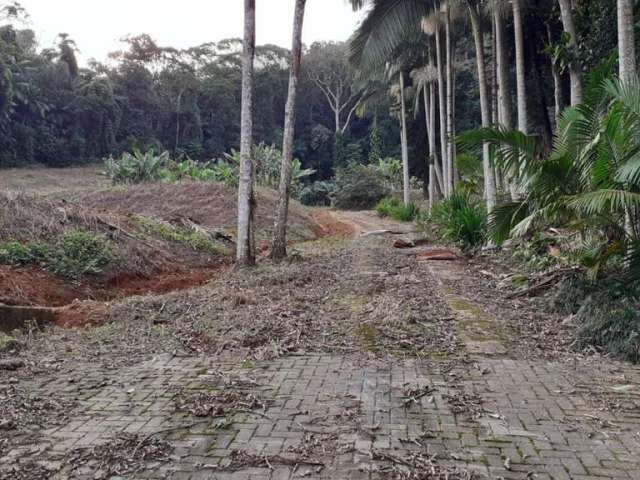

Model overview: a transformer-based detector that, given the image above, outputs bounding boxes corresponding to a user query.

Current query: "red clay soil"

[0,263,229,323]
[311,211,356,238]
[55,300,110,328]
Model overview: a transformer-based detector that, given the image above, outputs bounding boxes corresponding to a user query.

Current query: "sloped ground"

[1,212,639,479]
[0,168,316,321]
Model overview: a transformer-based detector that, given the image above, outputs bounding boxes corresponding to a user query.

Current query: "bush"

[105,150,170,184]
[0,230,115,280]
[333,165,390,210]
[376,197,420,222]
[430,192,487,250]
[47,231,114,279]
[299,181,336,206]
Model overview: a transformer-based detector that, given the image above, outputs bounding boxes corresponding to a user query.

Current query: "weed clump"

[376,197,420,222]
[429,192,487,250]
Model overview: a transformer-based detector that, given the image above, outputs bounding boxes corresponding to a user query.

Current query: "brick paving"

[2,225,640,479]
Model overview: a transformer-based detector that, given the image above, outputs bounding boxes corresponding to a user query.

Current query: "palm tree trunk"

[618,0,637,237]
[236,0,256,266]
[512,0,528,135]
[618,0,636,84]
[435,27,449,197]
[468,4,497,212]
[424,83,442,207]
[445,3,455,195]
[399,72,410,205]
[558,0,583,105]
[271,0,306,261]
[494,5,512,129]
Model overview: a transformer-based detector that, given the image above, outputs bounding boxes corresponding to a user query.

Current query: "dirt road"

[2,213,640,479]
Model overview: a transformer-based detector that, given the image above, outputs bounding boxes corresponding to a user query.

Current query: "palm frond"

[568,189,640,216]
[349,0,437,69]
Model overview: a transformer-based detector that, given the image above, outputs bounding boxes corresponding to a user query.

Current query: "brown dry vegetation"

[0,168,318,313]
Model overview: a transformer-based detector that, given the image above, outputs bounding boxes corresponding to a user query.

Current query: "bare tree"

[512,0,528,134]
[306,42,368,137]
[399,71,410,204]
[271,0,307,261]
[236,0,256,266]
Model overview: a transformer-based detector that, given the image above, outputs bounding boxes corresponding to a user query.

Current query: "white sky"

[18,0,362,64]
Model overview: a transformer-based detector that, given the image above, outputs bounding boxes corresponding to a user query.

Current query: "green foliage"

[47,230,114,279]
[160,158,218,182]
[0,230,114,280]
[460,68,640,279]
[375,157,403,190]
[510,234,561,272]
[333,164,390,210]
[376,197,419,221]
[105,150,170,184]
[0,240,46,265]
[430,193,487,250]
[299,181,336,206]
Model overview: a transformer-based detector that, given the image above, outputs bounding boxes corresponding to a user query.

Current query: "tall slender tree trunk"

[468,4,497,212]
[236,0,256,266]
[512,0,528,135]
[435,27,449,197]
[618,0,636,84]
[558,0,583,105]
[424,83,442,207]
[494,5,512,129]
[271,0,306,260]
[618,0,637,236]
[445,3,455,194]
[547,25,565,123]
[491,14,499,126]
[399,72,410,205]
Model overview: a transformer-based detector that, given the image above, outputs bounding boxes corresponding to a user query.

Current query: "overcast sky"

[18,0,363,64]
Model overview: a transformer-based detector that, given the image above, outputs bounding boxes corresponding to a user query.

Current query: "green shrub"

[0,241,44,265]
[333,165,390,210]
[46,230,115,279]
[299,181,336,206]
[104,150,170,184]
[161,159,218,183]
[430,192,487,250]
[0,231,114,280]
[376,198,420,222]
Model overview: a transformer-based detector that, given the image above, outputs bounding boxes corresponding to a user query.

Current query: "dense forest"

[0,2,412,181]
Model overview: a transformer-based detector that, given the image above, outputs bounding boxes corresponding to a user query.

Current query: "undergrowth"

[138,218,223,253]
[0,230,115,280]
[429,192,487,250]
[550,275,640,363]
[376,197,420,221]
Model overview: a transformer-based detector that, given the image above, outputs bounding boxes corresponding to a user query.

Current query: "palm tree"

[399,71,411,204]
[271,0,307,261]
[617,0,636,84]
[557,0,583,105]
[512,0,528,134]
[491,0,511,130]
[444,1,457,194]
[466,0,496,211]
[422,10,450,197]
[236,0,256,266]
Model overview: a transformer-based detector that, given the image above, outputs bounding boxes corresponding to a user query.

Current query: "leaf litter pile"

[65,432,172,479]
[108,235,458,360]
